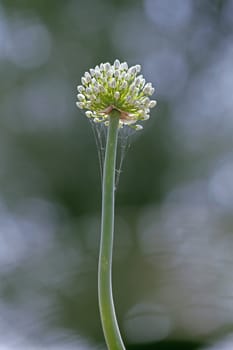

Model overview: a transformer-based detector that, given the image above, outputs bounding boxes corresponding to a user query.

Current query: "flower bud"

[114,59,120,69]
[77,94,85,101]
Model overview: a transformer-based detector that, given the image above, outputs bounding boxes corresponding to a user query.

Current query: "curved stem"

[98,110,126,350]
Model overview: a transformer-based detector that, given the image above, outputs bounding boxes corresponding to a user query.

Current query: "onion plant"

[76,59,156,350]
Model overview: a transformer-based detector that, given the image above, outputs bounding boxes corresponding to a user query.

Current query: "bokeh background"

[1,0,233,349]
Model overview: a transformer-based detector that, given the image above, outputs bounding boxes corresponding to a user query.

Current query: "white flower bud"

[114,59,120,69]
[85,111,93,118]
[81,77,87,85]
[149,100,157,108]
[140,78,146,88]
[86,87,92,95]
[93,86,99,94]
[120,71,126,79]
[129,83,136,92]
[77,94,85,101]
[148,87,155,96]
[125,73,131,81]
[135,76,142,86]
[95,71,101,78]
[77,85,85,93]
[143,83,153,94]
[104,62,111,71]
[135,124,143,131]
[120,62,128,70]
[106,69,113,78]
[126,95,133,103]
[137,109,145,116]
[120,81,128,90]
[128,66,137,75]
[135,64,141,73]
[114,70,120,78]
[114,91,120,100]
[142,97,150,107]
[76,102,84,109]
[90,68,95,76]
[109,79,116,88]
[84,71,91,82]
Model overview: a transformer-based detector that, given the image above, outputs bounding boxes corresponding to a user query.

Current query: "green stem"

[98,110,126,350]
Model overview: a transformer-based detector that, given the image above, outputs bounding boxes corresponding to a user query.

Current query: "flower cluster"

[76,59,157,130]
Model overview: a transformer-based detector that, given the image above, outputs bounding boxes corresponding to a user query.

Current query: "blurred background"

[1,0,233,349]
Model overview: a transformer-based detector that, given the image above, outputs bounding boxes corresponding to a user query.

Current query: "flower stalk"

[98,109,125,350]
[76,59,157,350]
